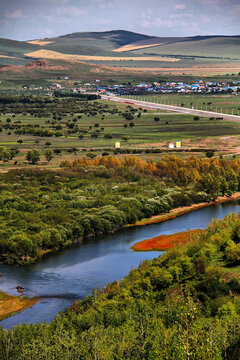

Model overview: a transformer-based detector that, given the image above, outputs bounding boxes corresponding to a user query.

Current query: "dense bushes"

[1,155,240,264]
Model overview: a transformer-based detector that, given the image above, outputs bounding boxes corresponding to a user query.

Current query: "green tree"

[26,150,40,164]
[104,133,113,139]
[45,149,54,163]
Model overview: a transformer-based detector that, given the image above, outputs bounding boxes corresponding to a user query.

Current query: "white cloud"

[95,17,112,26]
[201,0,229,3]
[170,12,193,19]
[92,0,116,10]
[5,9,24,19]
[56,6,87,16]
[38,0,69,3]
[174,4,186,10]
[140,15,200,35]
[50,0,69,3]
[42,15,72,24]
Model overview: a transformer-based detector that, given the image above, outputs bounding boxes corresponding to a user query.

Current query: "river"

[1,200,240,329]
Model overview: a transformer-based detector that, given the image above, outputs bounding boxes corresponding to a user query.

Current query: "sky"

[0,0,239,41]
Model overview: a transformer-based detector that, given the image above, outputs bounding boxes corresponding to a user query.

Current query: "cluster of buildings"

[97,80,240,95]
[20,78,240,95]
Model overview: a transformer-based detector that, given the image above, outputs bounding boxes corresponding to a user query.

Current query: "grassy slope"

[26,30,153,58]
[134,37,240,59]
[0,31,151,66]
[0,39,39,65]
[56,30,152,48]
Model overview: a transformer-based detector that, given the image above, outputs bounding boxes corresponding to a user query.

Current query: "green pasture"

[134,37,240,59]
[122,94,240,116]
[1,98,240,151]
[0,94,240,171]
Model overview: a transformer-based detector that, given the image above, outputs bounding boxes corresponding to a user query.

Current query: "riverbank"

[131,229,203,252]
[0,291,38,321]
[127,192,240,227]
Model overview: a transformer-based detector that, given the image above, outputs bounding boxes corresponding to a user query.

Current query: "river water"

[1,200,240,329]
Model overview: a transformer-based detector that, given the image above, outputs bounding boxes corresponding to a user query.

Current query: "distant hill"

[0,30,240,79]
[57,30,152,46]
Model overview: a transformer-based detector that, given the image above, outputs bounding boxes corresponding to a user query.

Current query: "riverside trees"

[2,213,240,358]
[0,155,240,264]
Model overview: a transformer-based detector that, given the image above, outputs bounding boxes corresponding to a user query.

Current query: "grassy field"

[0,94,240,171]
[134,36,240,59]
[122,94,240,116]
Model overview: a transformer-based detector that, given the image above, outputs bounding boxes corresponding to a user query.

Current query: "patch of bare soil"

[27,40,54,46]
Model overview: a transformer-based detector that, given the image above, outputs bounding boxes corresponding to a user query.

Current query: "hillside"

[134,36,240,59]
[0,30,240,83]
[0,38,40,65]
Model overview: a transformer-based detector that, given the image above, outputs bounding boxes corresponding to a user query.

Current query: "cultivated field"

[24,49,180,62]
[112,43,165,52]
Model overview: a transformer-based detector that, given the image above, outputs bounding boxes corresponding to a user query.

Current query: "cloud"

[38,0,69,3]
[200,0,230,4]
[56,6,87,16]
[95,17,112,26]
[5,9,25,19]
[42,15,72,24]
[92,0,116,10]
[170,12,192,19]
[174,4,186,10]
[50,0,69,3]
[140,15,200,35]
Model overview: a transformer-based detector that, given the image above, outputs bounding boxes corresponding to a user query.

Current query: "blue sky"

[0,0,239,40]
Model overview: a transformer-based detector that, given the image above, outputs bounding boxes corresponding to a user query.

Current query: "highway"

[101,95,240,123]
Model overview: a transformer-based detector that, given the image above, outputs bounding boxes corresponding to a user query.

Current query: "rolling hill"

[0,30,240,85]
[133,36,240,59]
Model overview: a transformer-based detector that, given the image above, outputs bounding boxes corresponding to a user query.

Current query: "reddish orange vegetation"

[131,229,203,252]
[0,291,38,321]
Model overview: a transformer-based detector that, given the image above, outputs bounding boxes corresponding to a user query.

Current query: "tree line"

[0,155,240,265]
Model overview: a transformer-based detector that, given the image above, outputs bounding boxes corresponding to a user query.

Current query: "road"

[101,95,240,123]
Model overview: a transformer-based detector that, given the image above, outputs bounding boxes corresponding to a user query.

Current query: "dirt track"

[101,95,240,122]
